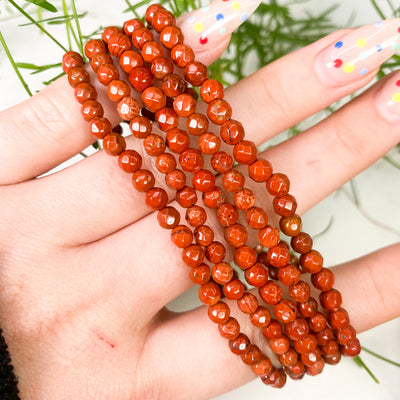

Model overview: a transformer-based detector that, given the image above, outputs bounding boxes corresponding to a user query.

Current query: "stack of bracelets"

[61,3,361,389]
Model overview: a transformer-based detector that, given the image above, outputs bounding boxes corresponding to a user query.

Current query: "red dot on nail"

[397,27,400,33]
[396,80,400,87]
[199,36,208,45]
[333,59,343,68]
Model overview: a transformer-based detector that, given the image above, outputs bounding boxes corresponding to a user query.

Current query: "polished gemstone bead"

[261,368,287,388]
[119,50,144,74]
[75,83,97,104]
[185,205,207,228]
[132,169,155,192]
[306,359,325,376]
[315,327,334,346]
[62,51,83,73]
[258,225,280,248]
[297,297,318,318]
[151,57,173,80]
[84,39,107,59]
[285,361,306,380]
[143,134,166,157]
[108,33,132,57]
[241,345,262,366]
[129,115,152,138]
[142,41,164,63]
[142,86,166,112]
[341,338,361,357]
[278,347,299,367]
[156,107,179,132]
[274,300,297,324]
[252,357,273,376]
[165,169,186,191]
[176,186,197,208]
[233,140,257,165]
[301,349,322,367]
[207,99,232,125]
[223,278,245,300]
[68,67,89,88]
[225,224,248,248]
[118,150,142,173]
[184,61,208,87]
[285,317,309,341]
[211,151,233,174]
[220,119,244,145]
[245,263,269,287]
[311,268,334,291]
[117,96,140,120]
[200,79,224,103]
[278,264,301,286]
[171,225,193,248]
[129,66,153,92]
[300,250,323,274]
[198,132,221,155]
[160,25,184,49]
[250,306,271,328]
[222,170,245,192]
[179,148,204,173]
[218,317,240,339]
[192,169,215,192]
[237,293,258,314]
[328,308,350,330]
[123,18,145,36]
[262,319,283,339]
[89,116,111,139]
[233,188,256,211]
[208,301,230,324]
[194,225,214,246]
[280,214,302,237]
[182,244,205,267]
[289,281,311,303]
[81,100,104,121]
[269,335,290,355]
[145,4,165,25]
[145,187,168,211]
[205,241,226,264]
[267,241,290,268]
[107,80,131,102]
[336,325,357,345]
[103,132,126,156]
[155,153,176,174]
[152,9,175,33]
[321,340,338,356]
[266,173,290,197]
[259,281,282,305]
[189,264,209,287]
[166,128,190,154]
[324,353,341,365]
[171,43,195,68]
[234,246,257,270]
[131,27,154,49]
[273,194,297,217]
[229,333,250,355]
[212,262,234,285]
[309,312,327,333]
[173,93,196,117]
[291,232,313,254]
[248,159,273,182]
[186,113,209,136]
[202,187,225,209]
[294,334,318,355]
[162,73,186,98]
[90,52,113,72]
[199,282,221,306]
[157,206,180,229]
[101,26,121,44]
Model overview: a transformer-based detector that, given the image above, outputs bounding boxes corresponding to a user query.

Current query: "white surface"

[0,1,399,399]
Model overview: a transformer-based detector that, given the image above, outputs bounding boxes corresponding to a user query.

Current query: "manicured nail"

[375,72,400,122]
[315,19,400,87]
[178,0,262,50]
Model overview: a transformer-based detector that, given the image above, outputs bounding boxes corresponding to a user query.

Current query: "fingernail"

[375,72,400,122]
[178,0,262,50]
[315,19,400,87]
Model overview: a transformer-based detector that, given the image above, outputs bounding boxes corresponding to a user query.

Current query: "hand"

[0,2,399,399]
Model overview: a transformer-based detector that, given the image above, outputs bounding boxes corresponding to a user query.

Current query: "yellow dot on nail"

[356,38,366,48]
[232,1,241,10]
[392,93,400,103]
[194,22,203,32]
[343,62,355,73]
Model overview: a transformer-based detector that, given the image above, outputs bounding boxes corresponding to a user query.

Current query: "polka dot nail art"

[375,74,400,122]
[315,19,400,86]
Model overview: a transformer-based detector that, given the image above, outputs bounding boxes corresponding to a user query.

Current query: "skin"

[0,25,399,400]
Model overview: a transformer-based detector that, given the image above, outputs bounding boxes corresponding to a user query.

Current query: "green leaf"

[24,0,57,13]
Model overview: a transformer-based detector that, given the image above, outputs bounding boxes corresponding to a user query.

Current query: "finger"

[139,243,400,399]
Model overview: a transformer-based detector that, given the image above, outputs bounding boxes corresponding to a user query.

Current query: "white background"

[0,0,399,399]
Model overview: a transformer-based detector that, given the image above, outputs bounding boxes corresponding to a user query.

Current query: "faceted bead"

[315,327,334,346]
[152,9,175,33]
[118,150,142,173]
[184,61,208,86]
[261,368,287,388]
[212,262,234,285]
[84,39,107,59]
[160,25,184,49]
[211,151,233,174]
[267,241,291,268]
[192,169,215,192]
[108,33,132,57]
[336,325,357,345]
[97,62,120,85]
[145,4,165,25]
[233,140,257,165]
[208,301,230,324]
[234,246,257,270]
[222,170,245,192]
[179,148,204,173]
[301,349,322,367]
[328,308,350,330]
[285,317,309,341]
[194,225,214,246]
[68,67,89,88]
[324,353,341,365]
[225,224,248,248]
[198,133,221,155]
[107,80,131,102]
[202,187,225,209]
[182,244,204,267]
[176,186,197,208]
[285,361,306,380]
[278,264,301,286]
[157,206,181,229]
[162,74,186,97]
[291,232,313,254]
[321,340,339,357]
[262,319,283,339]
[297,297,318,318]
[120,50,144,74]
[129,115,152,138]
[142,86,166,112]
[342,338,361,357]
[311,268,334,291]
[123,18,145,37]
[237,293,258,314]
[233,188,256,211]
[223,278,245,300]
[274,299,297,324]
[218,317,240,339]
[186,113,209,136]
[129,66,153,92]
[142,41,164,63]
[75,83,97,104]
[103,132,126,156]
[171,225,193,248]
[156,108,179,133]
[258,225,280,248]
[90,52,113,72]
[200,79,224,103]
[245,263,268,287]
[151,57,173,80]
[259,281,282,305]
[81,100,104,121]
[165,169,186,191]
[132,169,155,192]
[266,173,290,197]
[117,96,140,120]
[306,359,325,376]
[145,187,168,211]
[62,51,83,73]
[131,27,154,49]
[289,281,311,303]
[248,159,273,182]
[220,119,244,145]
[278,347,299,367]
[155,153,176,174]
[250,306,271,328]
[273,194,297,217]
[207,99,232,125]
[300,250,323,274]
[241,345,262,366]
[205,241,226,264]
[252,357,273,376]
[89,117,111,139]
[199,282,221,306]
[171,44,195,68]
[229,333,250,355]
[308,312,327,333]
[269,335,290,355]
[293,334,318,355]
[144,134,166,157]
[166,128,190,154]
[280,214,302,237]
[101,26,121,44]
[173,94,196,117]
[185,205,207,228]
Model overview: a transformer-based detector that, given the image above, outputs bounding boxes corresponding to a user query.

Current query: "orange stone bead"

[173,93,196,117]
[280,214,302,237]
[184,61,209,87]
[266,173,290,197]
[259,281,282,305]
[129,115,152,138]
[151,57,173,80]
[192,169,215,192]
[250,306,271,328]
[90,52,113,72]
[212,262,234,285]
[200,79,224,103]
[252,357,273,376]
[246,207,268,230]
[248,159,273,182]
[176,186,197,208]
[205,241,226,264]
[301,349,322,367]
[297,297,318,318]
[107,80,131,102]
[123,18,145,37]
[116,96,140,120]
[262,319,283,339]
[267,241,291,268]
[81,100,104,121]
[289,281,311,303]
[315,326,334,346]
[129,66,153,92]
[269,335,290,355]
[198,132,221,155]
[108,33,132,57]
[208,301,230,324]
[261,368,287,388]
[328,308,350,330]
[97,63,119,86]
[185,205,207,228]
[132,169,155,192]
[300,250,324,273]
[274,300,297,324]
[336,325,357,345]
[103,132,126,156]
[162,73,186,98]
[165,169,186,191]
[102,26,121,44]
[278,347,299,367]
[222,169,245,192]
[294,334,318,355]
[179,148,204,173]
[202,187,225,209]
[234,246,257,270]
[341,339,361,357]
[152,9,175,33]
[311,268,334,292]
[156,107,180,131]
[229,333,251,356]
[211,151,233,174]
[285,361,306,379]
[131,27,154,49]
[160,25,184,49]
[273,194,297,217]
[285,317,309,341]
[120,50,144,74]
[68,67,89,88]
[225,224,248,248]
[89,116,111,139]
[194,225,214,246]
[207,99,232,125]
[199,282,221,306]
[238,293,258,314]
[233,140,257,165]
[220,119,244,145]
[278,264,301,286]
[157,206,180,229]
[291,232,313,254]
[62,51,83,73]
[186,113,209,136]
[145,187,168,211]
[142,86,166,112]
[144,134,166,157]
[155,153,176,174]
[258,225,280,248]
[182,244,205,267]
[241,344,262,366]
[219,317,240,339]
[142,41,164,63]
[118,150,142,173]
[171,225,193,248]
[309,312,327,333]
[245,263,269,287]
[75,83,97,104]
[166,128,190,154]
[84,39,106,59]
[171,43,195,68]
[145,4,165,25]
[233,188,256,211]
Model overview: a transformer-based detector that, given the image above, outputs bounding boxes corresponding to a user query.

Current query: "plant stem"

[362,347,400,367]
[62,0,73,50]
[124,0,141,18]
[8,0,68,52]
[70,0,84,57]
[0,30,32,96]
[354,356,380,383]
[370,0,386,19]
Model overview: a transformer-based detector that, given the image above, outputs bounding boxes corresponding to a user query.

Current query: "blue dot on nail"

[376,44,383,52]
[335,41,343,48]
[187,16,195,23]
[240,13,248,22]
[216,13,224,21]
[374,21,383,28]
[360,68,368,76]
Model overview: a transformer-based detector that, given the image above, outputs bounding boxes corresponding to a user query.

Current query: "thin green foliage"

[354,356,380,384]
[362,347,400,368]
[25,0,58,13]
